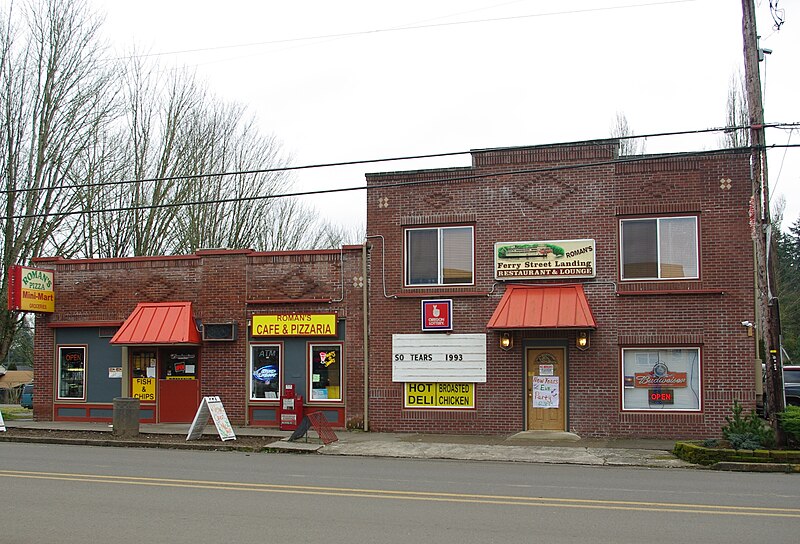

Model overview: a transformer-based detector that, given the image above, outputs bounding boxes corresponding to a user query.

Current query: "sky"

[91,0,799,233]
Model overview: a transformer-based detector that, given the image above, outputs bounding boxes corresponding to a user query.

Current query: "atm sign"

[648,389,674,404]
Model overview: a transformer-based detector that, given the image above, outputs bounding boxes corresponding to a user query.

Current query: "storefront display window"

[309,343,342,401]
[620,216,698,280]
[131,351,157,378]
[406,226,473,286]
[58,346,86,400]
[162,350,198,379]
[251,344,281,399]
[622,348,701,411]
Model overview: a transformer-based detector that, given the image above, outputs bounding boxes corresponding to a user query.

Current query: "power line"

[4,122,799,196]
[111,1,697,61]
[0,146,764,221]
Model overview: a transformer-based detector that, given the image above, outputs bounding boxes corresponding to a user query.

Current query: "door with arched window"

[526,348,566,431]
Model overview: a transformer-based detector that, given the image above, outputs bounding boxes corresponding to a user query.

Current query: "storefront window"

[621,348,701,411]
[309,343,342,401]
[620,216,698,280]
[131,351,157,378]
[58,346,86,400]
[162,350,198,380]
[251,344,281,399]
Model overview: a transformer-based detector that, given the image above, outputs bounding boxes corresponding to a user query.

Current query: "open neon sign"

[648,389,674,404]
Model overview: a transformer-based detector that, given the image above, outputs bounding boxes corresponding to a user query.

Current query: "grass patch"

[0,406,33,420]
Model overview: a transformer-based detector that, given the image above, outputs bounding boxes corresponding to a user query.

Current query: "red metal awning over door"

[110,302,201,345]
[487,285,596,330]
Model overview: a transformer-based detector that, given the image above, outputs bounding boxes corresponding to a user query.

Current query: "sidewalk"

[1,416,691,469]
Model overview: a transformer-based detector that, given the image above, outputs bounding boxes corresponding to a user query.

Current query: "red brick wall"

[33,247,365,427]
[366,143,755,438]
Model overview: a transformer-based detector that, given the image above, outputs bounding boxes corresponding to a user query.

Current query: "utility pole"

[741,0,785,444]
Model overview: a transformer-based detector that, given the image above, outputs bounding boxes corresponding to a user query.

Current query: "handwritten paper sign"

[532,376,560,409]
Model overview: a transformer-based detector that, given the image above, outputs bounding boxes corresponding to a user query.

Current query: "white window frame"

[619,216,699,281]
[250,343,282,401]
[404,226,474,287]
[308,343,343,403]
[621,347,702,412]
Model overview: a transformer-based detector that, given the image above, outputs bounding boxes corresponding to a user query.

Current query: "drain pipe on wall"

[362,240,369,431]
[361,234,396,432]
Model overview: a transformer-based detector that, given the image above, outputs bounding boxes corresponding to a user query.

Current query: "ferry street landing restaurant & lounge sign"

[494,239,596,280]
[251,313,337,337]
[7,265,55,313]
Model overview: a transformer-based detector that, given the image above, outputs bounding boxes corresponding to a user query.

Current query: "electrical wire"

[770,0,786,31]
[110,0,697,62]
[769,128,793,201]
[4,122,799,196]
[0,145,762,221]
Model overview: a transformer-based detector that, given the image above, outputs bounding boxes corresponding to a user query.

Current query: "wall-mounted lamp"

[576,331,590,351]
[499,332,513,351]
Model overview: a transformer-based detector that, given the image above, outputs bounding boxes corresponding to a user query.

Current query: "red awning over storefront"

[487,285,596,329]
[110,302,201,345]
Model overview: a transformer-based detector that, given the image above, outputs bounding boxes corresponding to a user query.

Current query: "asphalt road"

[3,442,799,543]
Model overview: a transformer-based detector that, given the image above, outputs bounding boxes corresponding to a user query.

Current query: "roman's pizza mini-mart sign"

[7,265,55,313]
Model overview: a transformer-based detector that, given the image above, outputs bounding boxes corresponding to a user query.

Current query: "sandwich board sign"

[0,410,5,432]
[186,396,236,441]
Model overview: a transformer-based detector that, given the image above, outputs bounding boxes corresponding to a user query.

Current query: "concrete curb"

[0,435,265,452]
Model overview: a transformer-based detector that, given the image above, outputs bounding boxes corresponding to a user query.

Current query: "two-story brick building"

[364,140,757,438]
[27,139,758,439]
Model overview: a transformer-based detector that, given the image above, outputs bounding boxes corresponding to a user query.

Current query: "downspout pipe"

[362,240,369,431]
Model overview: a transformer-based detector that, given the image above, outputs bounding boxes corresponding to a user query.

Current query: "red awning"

[110,302,201,345]
[487,285,596,330]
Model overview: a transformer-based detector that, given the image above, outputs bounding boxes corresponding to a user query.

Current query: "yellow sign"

[133,378,156,401]
[7,266,55,313]
[404,383,474,409]
[252,314,337,337]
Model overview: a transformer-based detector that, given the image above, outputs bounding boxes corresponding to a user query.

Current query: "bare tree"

[0,1,347,361]
[720,70,750,149]
[611,112,646,156]
[0,0,117,361]
[78,52,323,256]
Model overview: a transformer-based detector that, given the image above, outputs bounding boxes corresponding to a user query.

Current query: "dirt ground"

[0,427,282,449]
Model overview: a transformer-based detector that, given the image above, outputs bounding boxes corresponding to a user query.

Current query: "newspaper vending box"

[279,384,303,431]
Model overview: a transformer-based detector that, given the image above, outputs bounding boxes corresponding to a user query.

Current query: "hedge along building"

[30,247,366,427]
[364,140,757,438]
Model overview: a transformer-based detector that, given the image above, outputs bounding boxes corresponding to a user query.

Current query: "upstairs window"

[620,216,698,280]
[406,226,474,286]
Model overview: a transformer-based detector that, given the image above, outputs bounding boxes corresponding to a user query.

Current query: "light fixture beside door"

[499,332,513,351]
[576,331,590,351]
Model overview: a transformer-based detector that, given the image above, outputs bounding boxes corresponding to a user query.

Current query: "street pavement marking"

[2,469,799,518]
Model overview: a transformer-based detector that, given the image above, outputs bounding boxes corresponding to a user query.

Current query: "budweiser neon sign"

[634,372,687,387]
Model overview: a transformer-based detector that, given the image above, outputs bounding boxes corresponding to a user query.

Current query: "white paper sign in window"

[532,376,560,408]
